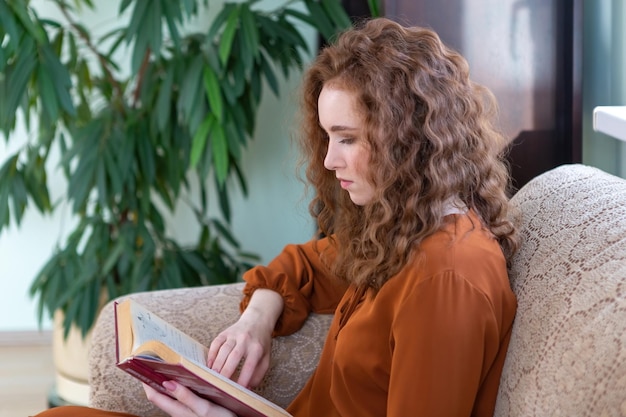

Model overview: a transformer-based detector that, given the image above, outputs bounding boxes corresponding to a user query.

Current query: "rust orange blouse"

[240,211,516,417]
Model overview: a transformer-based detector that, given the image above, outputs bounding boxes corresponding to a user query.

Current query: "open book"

[114,299,292,417]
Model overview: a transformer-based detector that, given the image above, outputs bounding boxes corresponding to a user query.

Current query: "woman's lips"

[339,180,352,189]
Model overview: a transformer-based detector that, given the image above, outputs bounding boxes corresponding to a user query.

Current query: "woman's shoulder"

[389,212,511,298]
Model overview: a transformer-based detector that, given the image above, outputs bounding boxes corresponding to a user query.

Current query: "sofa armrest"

[495,165,626,416]
[88,283,332,417]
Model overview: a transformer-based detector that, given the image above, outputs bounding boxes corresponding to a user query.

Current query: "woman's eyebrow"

[328,125,358,132]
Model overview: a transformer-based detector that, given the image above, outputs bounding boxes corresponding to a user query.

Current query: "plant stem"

[54,0,125,112]
[132,49,152,107]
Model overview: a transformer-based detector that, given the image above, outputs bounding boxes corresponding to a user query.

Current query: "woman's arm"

[208,238,346,389]
[240,238,348,336]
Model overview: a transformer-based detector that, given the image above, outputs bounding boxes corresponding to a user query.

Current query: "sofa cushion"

[495,164,626,416]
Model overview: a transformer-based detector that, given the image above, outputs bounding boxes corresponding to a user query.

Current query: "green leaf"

[214,178,231,223]
[161,254,184,288]
[67,123,101,212]
[117,131,135,187]
[161,0,182,49]
[320,0,352,32]
[303,1,335,41]
[250,63,262,104]
[203,66,223,122]
[210,218,239,248]
[207,3,237,41]
[37,64,59,122]
[102,28,126,59]
[234,33,253,80]
[103,145,122,197]
[240,4,260,60]
[119,0,134,14]
[0,1,20,54]
[368,0,382,17]
[67,32,78,69]
[260,14,308,51]
[7,1,46,43]
[51,26,64,56]
[101,238,125,277]
[0,182,11,229]
[148,0,163,54]
[178,55,204,123]
[190,115,213,168]
[10,171,28,225]
[126,0,156,73]
[281,9,316,28]
[210,122,228,186]
[181,0,197,17]
[219,7,240,65]
[231,158,248,196]
[230,59,246,98]
[137,133,156,186]
[0,47,5,74]
[179,250,212,276]
[155,64,174,132]
[124,0,150,44]
[258,52,279,96]
[149,202,166,235]
[40,44,76,116]
[23,155,52,213]
[4,40,37,124]
[224,115,242,161]
[96,156,108,208]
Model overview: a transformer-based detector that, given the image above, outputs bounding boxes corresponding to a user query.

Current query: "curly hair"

[298,18,519,289]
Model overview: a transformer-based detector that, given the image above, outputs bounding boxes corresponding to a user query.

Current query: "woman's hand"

[143,382,236,417]
[207,289,284,389]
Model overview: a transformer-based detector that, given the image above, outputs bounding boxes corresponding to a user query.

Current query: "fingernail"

[163,381,177,392]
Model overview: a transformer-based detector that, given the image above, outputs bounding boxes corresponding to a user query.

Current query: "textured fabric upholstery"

[89,164,626,416]
[494,164,626,416]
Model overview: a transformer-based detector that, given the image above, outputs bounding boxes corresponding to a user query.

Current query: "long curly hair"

[298,18,519,289]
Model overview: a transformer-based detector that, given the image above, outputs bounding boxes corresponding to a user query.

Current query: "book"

[114,298,293,417]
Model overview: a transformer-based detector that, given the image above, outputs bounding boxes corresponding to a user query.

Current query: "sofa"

[88,164,626,416]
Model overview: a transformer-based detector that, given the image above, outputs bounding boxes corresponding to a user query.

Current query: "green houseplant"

[0,0,351,338]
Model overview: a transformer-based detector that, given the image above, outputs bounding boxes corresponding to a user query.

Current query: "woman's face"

[318,84,375,206]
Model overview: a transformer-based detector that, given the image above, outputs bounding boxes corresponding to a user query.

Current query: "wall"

[582,0,626,176]
[0,0,315,332]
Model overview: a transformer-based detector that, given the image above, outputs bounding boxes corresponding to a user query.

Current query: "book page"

[130,301,207,365]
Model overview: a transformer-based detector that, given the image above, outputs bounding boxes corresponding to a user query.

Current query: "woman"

[36,17,518,417]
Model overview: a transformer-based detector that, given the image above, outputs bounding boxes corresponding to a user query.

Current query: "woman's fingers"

[236,343,267,389]
[143,382,236,417]
[207,331,267,385]
[143,383,194,416]
[210,338,242,378]
[206,333,227,369]
[206,315,273,388]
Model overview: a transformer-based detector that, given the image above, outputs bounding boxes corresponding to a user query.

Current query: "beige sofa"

[88,164,626,416]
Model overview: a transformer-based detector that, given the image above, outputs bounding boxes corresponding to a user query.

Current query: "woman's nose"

[324,143,338,170]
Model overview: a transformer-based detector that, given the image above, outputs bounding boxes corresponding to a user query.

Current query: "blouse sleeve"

[387,270,508,416]
[239,237,348,336]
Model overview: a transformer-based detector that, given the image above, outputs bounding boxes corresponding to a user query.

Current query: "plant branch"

[132,48,152,107]
[54,0,125,108]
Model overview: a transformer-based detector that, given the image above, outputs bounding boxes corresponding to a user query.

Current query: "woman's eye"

[339,137,355,144]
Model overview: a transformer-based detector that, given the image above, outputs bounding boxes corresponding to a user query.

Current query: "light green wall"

[583,0,626,176]
[0,0,315,332]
